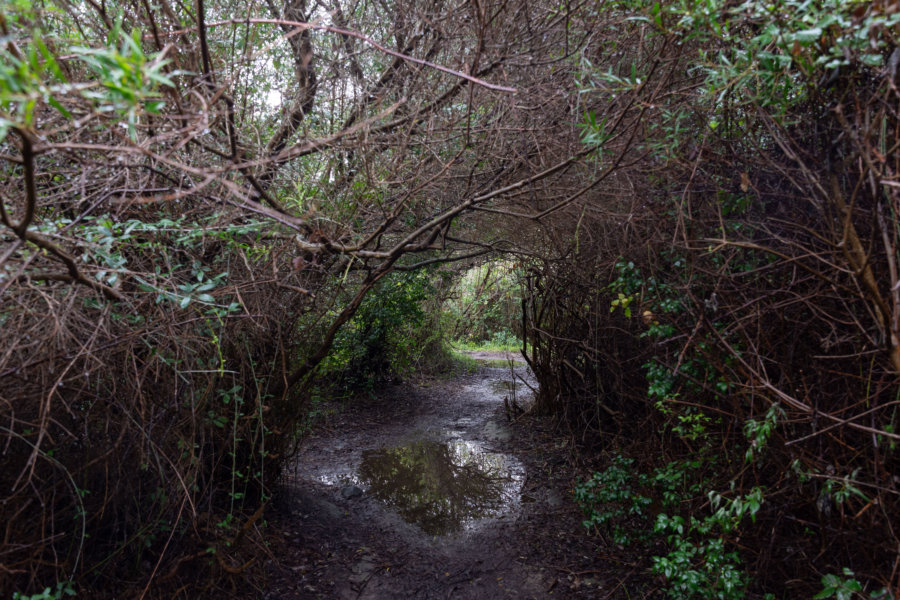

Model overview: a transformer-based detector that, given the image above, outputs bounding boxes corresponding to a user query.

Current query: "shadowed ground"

[263,364,641,599]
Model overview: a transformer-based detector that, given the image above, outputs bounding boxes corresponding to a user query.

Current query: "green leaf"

[793,28,822,43]
[859,53,883,67]
[146,66,174,87]
[47,94,72,119]
[34,35,66,82]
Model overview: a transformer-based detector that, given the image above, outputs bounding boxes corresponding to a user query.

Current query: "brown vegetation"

[2,0,900,597]
[0,0,590,595]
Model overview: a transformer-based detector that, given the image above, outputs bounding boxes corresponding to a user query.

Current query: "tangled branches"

[0,0,603,594]
[512,2,900,595]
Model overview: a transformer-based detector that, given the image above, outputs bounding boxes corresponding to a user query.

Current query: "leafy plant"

[815,568,896,600]
[12,581,76,600]
[443,261,523,344]
[652,487,764,600]
[743,404,783,463]
[0,18,175,141]
[324,269,434,389]
[72,20,175,138]
[575,455,653,546]
[577,453,761,600]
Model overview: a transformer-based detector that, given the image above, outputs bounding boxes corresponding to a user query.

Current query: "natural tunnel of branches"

[2,0,900,597]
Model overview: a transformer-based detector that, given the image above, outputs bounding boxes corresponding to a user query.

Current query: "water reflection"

[358,439,520,535]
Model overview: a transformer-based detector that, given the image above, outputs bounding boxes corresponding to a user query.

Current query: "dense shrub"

[520,1,900,596]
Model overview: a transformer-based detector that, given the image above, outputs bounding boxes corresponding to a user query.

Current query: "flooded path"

[265,358,612,599]
[292,362,530,535]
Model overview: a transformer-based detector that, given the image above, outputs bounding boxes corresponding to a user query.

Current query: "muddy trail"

[264,356,635,599]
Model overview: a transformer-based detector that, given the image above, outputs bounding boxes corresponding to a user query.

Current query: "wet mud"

[265,360,622,599]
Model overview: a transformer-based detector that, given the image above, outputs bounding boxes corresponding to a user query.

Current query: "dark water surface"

[296,365,532,536]
[358,439,521,535]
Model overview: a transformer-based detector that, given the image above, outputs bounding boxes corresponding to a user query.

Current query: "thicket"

[0,0,583,596]
[4,0,899,597]
[320,268,446,391]
[515,1,900,598]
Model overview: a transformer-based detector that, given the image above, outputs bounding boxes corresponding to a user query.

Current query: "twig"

[163,18,518,93]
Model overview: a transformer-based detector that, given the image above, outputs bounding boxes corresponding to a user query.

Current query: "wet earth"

[264,354,636,599]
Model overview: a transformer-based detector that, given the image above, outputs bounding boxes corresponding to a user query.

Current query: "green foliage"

[609,291,636,317]
[605,0,900,141]
[605,254,760,448]
[12,581,76,600]
[0,19,174,141]
[443,261,522,344]
[73,21,175,137]
[577,453,763,600]
[446,350,482,373]
[575,455,653,546]
[325,269,433,389]
[743,404,782,463]
[488,329,520,348]
[578,109,614,161]
[455,329,521,353]
[607,256,731,444]
[879,419,898,453]
[652,487,764,600]
[27,213,262,313]
[815,570,865,600]
[822,469,871,507]
[652,458,709,509]
[0,33,69,137]
[575,454,708,546]
[539,0,900,595]
[815,568,896,600]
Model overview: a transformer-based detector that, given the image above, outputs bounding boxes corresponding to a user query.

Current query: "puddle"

[356,439,523,535]
[490,379,518,393]
[294,367,535,537]
[481,421,511,442]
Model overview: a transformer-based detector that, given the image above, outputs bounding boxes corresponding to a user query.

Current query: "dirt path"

[264,363,626,599]
[454,349,524,363]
